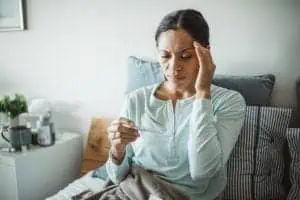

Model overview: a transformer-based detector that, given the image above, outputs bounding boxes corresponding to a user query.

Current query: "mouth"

[167,76,186,81]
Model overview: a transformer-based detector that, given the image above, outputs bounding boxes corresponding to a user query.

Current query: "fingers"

[193,41,216,92]
[107,122,138,135]
[193,41,215,67]
[108,130,139,144]
[110,117,137,129]
[110,137,139,146]
[108,131,137,140]
[119,117,136,128]
[193,41,207,62]
[107,118,140,145]
[108,131,138,146]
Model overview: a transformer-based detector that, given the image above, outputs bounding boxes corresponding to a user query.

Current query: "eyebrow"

[159,47,194,53]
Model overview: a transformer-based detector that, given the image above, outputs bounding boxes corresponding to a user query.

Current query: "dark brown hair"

[155,9,210,47]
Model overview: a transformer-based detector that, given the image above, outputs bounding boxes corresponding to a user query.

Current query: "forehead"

[157,29,194,52]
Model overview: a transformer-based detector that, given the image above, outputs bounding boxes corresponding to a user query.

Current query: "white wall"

[0,0,299,136]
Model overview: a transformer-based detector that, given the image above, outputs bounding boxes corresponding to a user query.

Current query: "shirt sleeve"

[105,95,135,184]
[188,91,246,180]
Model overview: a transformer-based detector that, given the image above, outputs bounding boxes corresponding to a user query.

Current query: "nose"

[169,57,182,75]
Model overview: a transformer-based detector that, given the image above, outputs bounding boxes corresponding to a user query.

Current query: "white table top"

[0,132,81,159]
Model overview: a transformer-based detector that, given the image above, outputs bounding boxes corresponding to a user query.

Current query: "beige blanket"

[75,167,188,200]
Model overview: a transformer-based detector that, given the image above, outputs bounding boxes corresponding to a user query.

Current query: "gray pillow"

[222,106,292,200]
[286,128,300,200]
[126,56,275,106]
[212,74,275,106]
[289,77,300,128]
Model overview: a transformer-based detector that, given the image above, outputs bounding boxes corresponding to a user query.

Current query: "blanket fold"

[85,167,188,200]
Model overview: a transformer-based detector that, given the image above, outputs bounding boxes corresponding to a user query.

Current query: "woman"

[106,9,246,200]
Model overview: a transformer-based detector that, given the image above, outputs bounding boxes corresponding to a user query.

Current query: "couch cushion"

[289,77,300,128]
[85,109,293,199]
[286,128,300,200]
[212,74,275,106]
[222,106,292,200]
[80,118,112,175]
[126,56,275,106]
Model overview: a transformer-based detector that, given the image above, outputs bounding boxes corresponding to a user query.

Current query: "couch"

[50,56,300,200]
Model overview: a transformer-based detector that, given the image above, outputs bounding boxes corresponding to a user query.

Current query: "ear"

[206,45,211,50]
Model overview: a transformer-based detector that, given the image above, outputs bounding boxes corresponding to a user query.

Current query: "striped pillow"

[222,106,292,200]
[286,128,300,200]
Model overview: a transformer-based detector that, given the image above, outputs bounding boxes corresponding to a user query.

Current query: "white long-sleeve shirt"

[106,83,246,200]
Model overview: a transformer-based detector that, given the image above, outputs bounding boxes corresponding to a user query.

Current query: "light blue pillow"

[125,56,163,94]
[126,56,275,106]
[92,165,108,180]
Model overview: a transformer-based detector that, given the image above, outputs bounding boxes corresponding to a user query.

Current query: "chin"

[167,80,187,88]
[167,78,195,90]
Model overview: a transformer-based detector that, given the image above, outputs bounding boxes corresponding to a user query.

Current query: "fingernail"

[193,41,199,47]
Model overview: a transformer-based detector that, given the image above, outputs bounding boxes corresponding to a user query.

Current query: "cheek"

[188,67,199,79]
[191,57,199,67]
[187,58,199,71]
[187,59,200,79]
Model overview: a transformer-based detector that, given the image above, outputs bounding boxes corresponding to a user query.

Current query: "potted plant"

[0,94,28,127]
[0,96,9,127]
[0,99,5,113]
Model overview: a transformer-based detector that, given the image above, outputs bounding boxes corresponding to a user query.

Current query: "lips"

[167,76,186,80]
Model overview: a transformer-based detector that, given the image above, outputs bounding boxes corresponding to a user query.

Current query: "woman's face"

[157,29,199,91]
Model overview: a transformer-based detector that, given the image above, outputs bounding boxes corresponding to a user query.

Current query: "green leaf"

[0,94,28,118]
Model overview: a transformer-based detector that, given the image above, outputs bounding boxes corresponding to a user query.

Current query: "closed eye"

[160,55,170,59]
[182,55,192,60]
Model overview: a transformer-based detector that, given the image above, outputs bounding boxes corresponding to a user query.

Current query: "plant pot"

[10,116,20,128]
[1,126,32,151]
[10,113,28,128]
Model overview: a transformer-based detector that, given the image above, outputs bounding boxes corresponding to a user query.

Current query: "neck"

[156,81,196,100]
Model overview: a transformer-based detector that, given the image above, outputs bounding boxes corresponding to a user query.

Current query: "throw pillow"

[126,56,275,106]
[289,77,300,128]
[80,118,112,175]
[222,106,292,200]
[286,128,300,200]
[212,74,275,106]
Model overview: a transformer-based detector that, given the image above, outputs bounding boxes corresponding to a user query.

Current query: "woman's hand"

[193,41,216,99]
[107,117,139,162]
